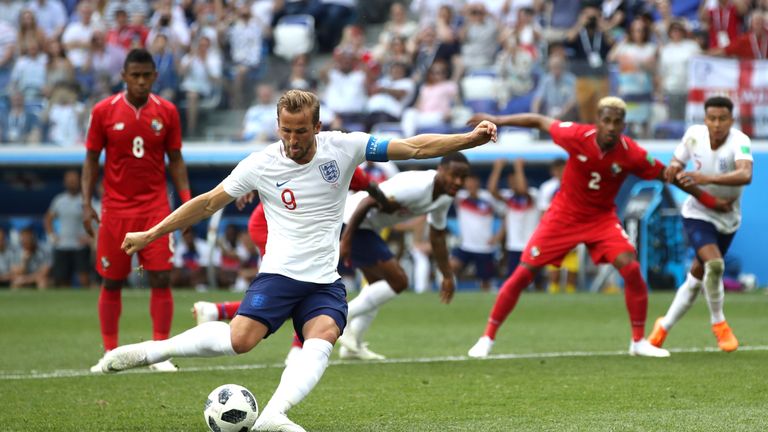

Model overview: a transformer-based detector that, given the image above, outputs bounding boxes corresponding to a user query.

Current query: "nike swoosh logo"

[276,180,291,188]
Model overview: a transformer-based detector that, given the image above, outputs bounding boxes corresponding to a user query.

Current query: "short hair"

[439,152,469,167]
[598,96,627,113]
[704,96,734,113]
[276,89,320,124]
[123,48,155,71]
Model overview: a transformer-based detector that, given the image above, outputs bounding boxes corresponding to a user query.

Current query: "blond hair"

[277,89,320,124]
[597,96,627,112]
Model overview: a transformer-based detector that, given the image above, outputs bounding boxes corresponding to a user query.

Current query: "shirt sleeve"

[85,106,106,152]
[222,151,265,198]
[378,172,426,205]
[630,142,664,180]
[349,167,372,191]
[548,121,586,154]
[673,128,693,164]
[734,133,753,162]
[427,199,451,230]
[165,103,182,151]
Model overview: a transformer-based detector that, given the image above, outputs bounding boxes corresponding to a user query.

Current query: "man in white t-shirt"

[338,153,471,360]
[62,1,101,70]
[450,173,503,292]
[488,159,539,278]
[649,96,752,353]
[102,89,497,432]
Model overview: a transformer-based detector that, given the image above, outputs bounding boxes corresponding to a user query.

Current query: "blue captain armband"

[365,136,390,162]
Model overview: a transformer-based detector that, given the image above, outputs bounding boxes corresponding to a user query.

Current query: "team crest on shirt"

[319,160,340,183]
[611,162,623,175]
[151,118,163,132]
[719,158,728,171]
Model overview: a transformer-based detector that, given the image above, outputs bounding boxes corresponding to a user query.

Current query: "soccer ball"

[204,384,259,432]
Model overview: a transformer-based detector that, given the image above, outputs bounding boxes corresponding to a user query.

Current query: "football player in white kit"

[101,90,497,431]
[649,96,752,352]
[337,153,471,360]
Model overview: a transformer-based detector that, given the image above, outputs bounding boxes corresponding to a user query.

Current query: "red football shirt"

[547,121,663,221]
[86,92,182,217]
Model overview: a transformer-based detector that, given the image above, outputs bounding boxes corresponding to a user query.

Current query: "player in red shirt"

[465,97,731,358]
[82,49,191,373]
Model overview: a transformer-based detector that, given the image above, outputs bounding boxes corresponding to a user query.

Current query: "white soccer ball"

[204,384,259,432]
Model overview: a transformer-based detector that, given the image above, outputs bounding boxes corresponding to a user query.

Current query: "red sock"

[150,287,174,341]
[291,332,303,348]
[218,302,241,320]
[98,286,122,351]
[619,261,647,342]
[484,266,535,340]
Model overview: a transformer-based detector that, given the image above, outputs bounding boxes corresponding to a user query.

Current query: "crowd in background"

[0,0,766,145]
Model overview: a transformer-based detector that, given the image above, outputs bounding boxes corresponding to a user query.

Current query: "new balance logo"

[276,180,291,188]
[113,123,125,131]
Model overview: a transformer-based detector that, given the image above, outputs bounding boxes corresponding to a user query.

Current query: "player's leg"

[698,231,738,352]
[75,247,91,288]
[255,280,346,432]
[649,259,704,347]
[450,247,467,286]
[475,252,495,293]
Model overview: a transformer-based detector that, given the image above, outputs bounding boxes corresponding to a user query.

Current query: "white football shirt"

[223,131,381,283]
[675,125,752,234]
[344,170,454,232]
[454,189,503,253]
[536,177,560,212]
[500,187,540,252]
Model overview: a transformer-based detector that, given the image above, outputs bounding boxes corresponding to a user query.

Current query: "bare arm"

[677,160,752,187]
[365,182,400,213]
[429,226,455,304]
[167,149,191,201]
[339,196,380,261]
[81,150,101,237]
[385,120,497,160]
[487,159,505,200]
[658,169,733,212]
[122,183,236,254]
[467,112,555,133]
[511,158,529,195]
[43,208,56,244]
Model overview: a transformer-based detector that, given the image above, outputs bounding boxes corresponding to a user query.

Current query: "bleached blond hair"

[597,96,627,112]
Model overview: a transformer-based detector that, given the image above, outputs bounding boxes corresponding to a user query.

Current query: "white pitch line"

[3,345,768,381]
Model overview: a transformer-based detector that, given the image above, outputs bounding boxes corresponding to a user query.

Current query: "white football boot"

[467,336,494,358]
[629,338,671,358]
[90,354,107,373]
[252,410,306,432]
[148,359,178,372]
[101,341,154,373]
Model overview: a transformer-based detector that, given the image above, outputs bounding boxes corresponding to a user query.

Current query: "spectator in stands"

[241,83,277,142]
[658,20,700,121]
[26,0,67,41]
[84,29,126,90]
[410,25,457,83]
[0,91,41,143]
[227,3,265,109]
[435,4,460,52]
[456,3,498,76]
[376,2,418,57]
[148,0,190,50]
[375,35,413,75]
[410,0,462,27]
[40,84,85,146]
[598,0,628,40]
[0,0,23,27]
[271,0,309,27]
[0,18,16,98]
[279,53,317,91]
[107,8,148,50]
[565,5,613,124]
[401,60,458,136]
[0,228,13,286]
[171,229,211,291]
[149,33,178,102]
[215,224,244,289]
[500,7,541,57]
[494,34,536,106]
[542,0,581,43]
[714,10,768,59]
[62,1,100,74]
[334,26,375,72]
[308,0,357,52]
[44,170,91,287]
[10,227,50,290]
[650,0,675,43]
[10,39,47,103]
[17,10,46,59]
[531,54,577,120]
[365,61,415,130]
[44,39,76,95]
[699,0,748,50]
[179,34,222,136]
[234,231,259,292]
[319,49,368,130]
[608,17,656,137]
[104,0,149,28]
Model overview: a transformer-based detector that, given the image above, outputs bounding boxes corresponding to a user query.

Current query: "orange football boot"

[647,317,668,348]
[712,321,738,352]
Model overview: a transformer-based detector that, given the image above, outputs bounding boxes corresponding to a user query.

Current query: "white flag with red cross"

[687,55,768,138]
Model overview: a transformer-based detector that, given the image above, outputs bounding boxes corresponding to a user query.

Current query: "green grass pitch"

[1,288,767,431]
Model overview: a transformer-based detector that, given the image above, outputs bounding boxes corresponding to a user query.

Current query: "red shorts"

[522,211,635,267]
[96,213,173,279]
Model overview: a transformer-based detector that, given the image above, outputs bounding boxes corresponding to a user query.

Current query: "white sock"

[347,280,397,320]
[347,310,378,346]
[264,338,333,414]
[146,321,236,363]
[702,259,726,324]
[661,273,702,330]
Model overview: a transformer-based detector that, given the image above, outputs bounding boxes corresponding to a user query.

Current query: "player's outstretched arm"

[385,120,497,160]
[466,112,555,133]
[429,226,455,304]
[122,183,235,254]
